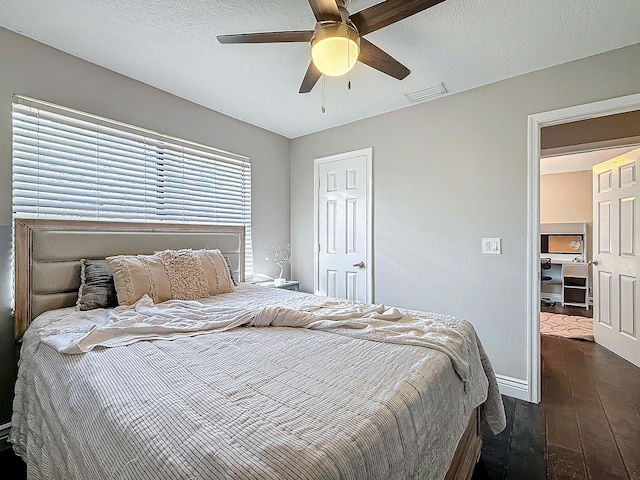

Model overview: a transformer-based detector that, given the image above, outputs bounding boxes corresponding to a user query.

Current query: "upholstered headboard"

[14,219,245,339]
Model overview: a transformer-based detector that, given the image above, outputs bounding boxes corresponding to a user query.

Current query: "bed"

[11,219,506,480]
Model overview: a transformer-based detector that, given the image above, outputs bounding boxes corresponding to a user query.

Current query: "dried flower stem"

[264,243,291,279]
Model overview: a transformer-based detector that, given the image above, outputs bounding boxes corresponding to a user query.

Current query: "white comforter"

[12,285,505,480]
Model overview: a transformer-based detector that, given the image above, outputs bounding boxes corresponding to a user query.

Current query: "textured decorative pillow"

[106,249,234,305]
[77,259,118,311]
[106,253,171,306]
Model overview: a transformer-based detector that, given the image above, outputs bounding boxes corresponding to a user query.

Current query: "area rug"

[540,312,593,341]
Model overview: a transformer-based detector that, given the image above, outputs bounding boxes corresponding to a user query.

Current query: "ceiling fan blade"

[350,0,447,35]
[358,38,410,80]
[307,0,341,22]
[217,31,314,44]
[299,62,322,94]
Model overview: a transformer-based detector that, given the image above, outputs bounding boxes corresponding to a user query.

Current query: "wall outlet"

[482,238,502,255]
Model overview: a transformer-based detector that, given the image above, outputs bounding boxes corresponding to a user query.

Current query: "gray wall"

[290,43,640,384]
[1,26,638,424]
[0,27,291,424]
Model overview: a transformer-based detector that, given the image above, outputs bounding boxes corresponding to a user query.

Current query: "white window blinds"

[12,96,253,275]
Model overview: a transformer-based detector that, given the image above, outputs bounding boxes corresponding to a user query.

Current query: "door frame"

[527,93,640,403]
[314,147,374,302]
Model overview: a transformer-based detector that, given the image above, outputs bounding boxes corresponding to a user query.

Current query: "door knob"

[588,260,599,266]
[353,261,365,268]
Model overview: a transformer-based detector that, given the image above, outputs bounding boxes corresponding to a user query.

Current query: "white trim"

[527,92,640,404]
[314,148,374,303]
[496,374,529,401]
[0,422,10,438]
[527,114,542,404]
[541,136,640,158]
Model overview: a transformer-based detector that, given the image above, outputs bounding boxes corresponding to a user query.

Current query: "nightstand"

[255,280,300,291]
[276,281,300,291]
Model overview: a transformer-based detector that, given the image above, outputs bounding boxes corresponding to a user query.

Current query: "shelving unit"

[540,222,590,309]
[562,263,589,309]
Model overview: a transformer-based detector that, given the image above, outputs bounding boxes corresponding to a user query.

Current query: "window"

[11,96,253,274]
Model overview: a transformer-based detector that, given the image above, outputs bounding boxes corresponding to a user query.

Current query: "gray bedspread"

[12,285,505,479]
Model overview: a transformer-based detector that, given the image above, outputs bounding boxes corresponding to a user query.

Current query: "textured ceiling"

[541,146,638,176]
[1,0,640,138]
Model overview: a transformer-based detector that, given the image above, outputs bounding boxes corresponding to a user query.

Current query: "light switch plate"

[482,238,502,255]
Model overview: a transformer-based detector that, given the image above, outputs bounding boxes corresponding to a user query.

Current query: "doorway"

[314,148,373,302]
[527,93,640,403]
[538,147,637,340]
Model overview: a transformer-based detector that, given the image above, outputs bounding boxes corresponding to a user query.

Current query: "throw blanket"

[41,295,475,386]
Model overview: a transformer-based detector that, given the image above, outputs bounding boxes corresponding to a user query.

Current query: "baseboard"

[496,374,529,401]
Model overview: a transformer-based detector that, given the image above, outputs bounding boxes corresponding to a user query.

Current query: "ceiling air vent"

[405,83,447,103]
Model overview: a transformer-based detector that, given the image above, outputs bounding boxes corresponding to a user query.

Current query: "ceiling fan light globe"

[312,36,359,76]
[311,22,360,77]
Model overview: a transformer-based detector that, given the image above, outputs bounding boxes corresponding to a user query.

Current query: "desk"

[541,259,589,309]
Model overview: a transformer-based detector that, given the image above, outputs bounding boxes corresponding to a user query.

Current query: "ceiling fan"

[217,0,447,93]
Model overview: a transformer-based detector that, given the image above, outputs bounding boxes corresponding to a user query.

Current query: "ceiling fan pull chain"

[321,75,326,113]
[347,28,352,91]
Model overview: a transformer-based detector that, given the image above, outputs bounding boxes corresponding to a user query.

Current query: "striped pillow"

[76,259,118,310]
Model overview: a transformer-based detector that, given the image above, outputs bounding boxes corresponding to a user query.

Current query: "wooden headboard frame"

[14,219,245,339]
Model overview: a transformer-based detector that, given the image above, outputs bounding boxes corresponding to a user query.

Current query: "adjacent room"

[539,121,640,343]
[0,1,639,479]
[538,112,640,346]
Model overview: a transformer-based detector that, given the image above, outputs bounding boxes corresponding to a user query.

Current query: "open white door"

[592,148,640,367]
[314,148,372,302]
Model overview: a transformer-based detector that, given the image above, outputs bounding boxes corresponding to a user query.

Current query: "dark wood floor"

[0,445,26,478]
[473,335,640,479]
[541,303,593,319]
[2,336,638,479]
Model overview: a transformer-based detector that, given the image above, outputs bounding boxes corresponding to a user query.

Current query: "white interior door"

[315,148,372,302]
[592,148,640,367]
